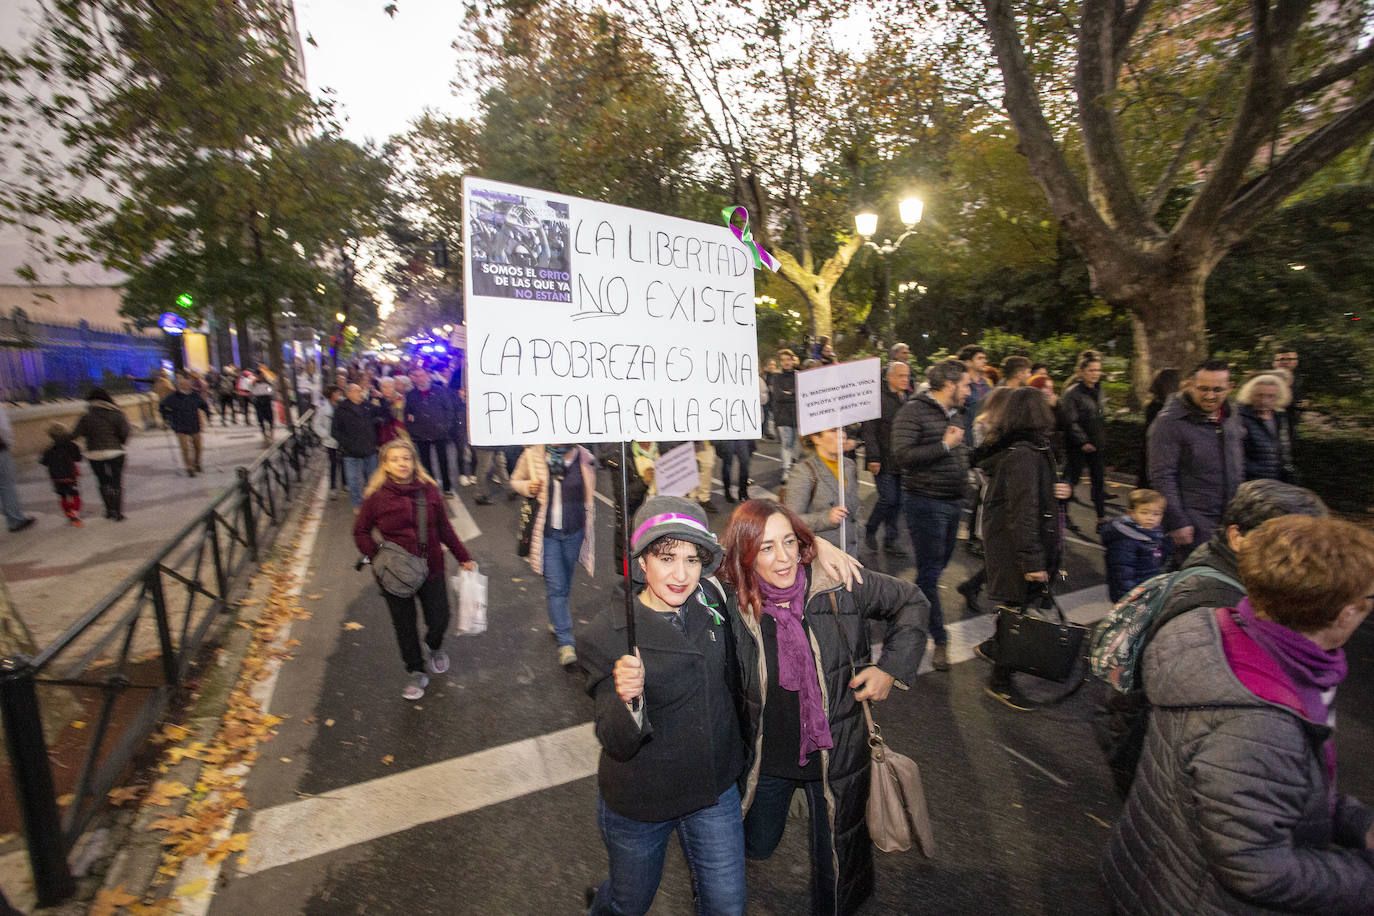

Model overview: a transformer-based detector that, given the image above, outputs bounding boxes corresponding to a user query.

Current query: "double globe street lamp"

[855,196,924,349]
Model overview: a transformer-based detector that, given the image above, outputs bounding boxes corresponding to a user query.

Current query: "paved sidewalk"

[1,418,295,650]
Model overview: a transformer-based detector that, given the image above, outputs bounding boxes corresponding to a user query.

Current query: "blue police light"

[158,311,188,335]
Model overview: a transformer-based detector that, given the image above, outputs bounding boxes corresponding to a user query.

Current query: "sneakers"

[69,517,83,527]
[443,489,454,498]
[558,645,578,667]
[473,495,492,506]
[985,683,1039,711]
[403,671,429,701]
[931,644,950,671]
[426,648,450,676]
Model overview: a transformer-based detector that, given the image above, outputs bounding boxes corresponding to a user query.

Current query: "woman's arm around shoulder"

[851,571,929,684]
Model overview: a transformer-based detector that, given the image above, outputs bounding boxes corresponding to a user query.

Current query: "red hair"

[718,499,818,620]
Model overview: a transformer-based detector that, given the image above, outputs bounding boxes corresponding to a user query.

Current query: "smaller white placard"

[450,326,467,350]
[796,358,882,437]
[653,442,700,498]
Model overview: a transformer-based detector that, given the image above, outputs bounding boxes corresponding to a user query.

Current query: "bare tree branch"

[1286,44,1374,103]
[1145,69,1233,217]
[1111,0,1153,62]
[1217,90,1374,249]
[1076,0,1152,235]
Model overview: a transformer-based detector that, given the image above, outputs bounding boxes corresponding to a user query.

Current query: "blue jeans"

[903,494,962,645]
[865,471,902,544]
[777,426,797,475]
[343,453,379,508]
[591,785,746,916]
[0,449,28,528]
[542,526,584,648]
[744,776,834,915]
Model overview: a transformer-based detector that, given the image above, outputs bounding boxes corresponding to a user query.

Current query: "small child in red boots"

[39,423,83,526]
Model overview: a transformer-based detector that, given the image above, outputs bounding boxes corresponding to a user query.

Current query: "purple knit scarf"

[758,568,833,765]
[1236,599,1347,806]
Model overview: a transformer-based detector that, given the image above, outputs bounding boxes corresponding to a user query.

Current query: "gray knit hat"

[629,496,723,582]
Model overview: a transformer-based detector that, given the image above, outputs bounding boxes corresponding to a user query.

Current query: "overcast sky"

[295,0,476,147]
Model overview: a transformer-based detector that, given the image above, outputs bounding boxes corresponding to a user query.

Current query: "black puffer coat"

[1102,607,1374,913]
[977,434,1061,606]
[732,565,928,915]
[1061,380,1106,450]
[891,392,969,500]
[1238,404,1295,482]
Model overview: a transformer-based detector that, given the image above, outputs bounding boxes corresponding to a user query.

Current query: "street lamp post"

[855,197,923,349]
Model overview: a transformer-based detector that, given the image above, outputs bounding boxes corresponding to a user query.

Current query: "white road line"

[445,493,482,542]
[238,723,599,876]
[174,474,331,916]
[1001,744,1070,787]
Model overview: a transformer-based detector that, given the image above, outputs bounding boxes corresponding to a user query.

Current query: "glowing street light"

[854,195,925,346]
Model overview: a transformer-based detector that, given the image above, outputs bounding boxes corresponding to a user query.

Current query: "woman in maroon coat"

[354,439,474,700]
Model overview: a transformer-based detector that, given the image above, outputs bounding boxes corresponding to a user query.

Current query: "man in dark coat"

[1146,359,1245,560]
[890,358,971,671]
[860,361,909,555]
[332,383,384,509]
[405,367,456,495]
[769,349,799,480]
[159,373,212,477]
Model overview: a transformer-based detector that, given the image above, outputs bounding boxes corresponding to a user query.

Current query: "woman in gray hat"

[579,495,746,915]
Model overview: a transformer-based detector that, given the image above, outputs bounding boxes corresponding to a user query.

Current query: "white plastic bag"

[453,566,488,635]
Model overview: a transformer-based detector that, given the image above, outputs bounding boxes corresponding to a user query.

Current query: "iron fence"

[0,410,319,906]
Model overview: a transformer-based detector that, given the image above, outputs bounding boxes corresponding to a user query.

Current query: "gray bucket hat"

[629,495,723,582]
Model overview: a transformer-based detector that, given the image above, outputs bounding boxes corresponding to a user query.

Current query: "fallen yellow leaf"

[343,621,364,630]
[71,720,87,729]
[57,793,74,807]
[90,884,140,916]
[279,757,292,763]
[174,877,209,897]
[307,593,324,600]
[324,718,335,727]
[380,754,394,766]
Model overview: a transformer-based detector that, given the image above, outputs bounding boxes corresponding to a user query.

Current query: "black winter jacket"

[71,401,130,454]
[579,581,747,823]
[1100,516,1169,603]
[159,391,210,435]
[1146,392,1245,541]
[403,385,454,442]
[1102,607,1374,914]
[1239,404,1295,483]
[331,399,382,458]
[769,369,797,428]
[1061,380,1106,450]
[733,566,928,916]
[977,434,1060,606]
[891,392,969,500]
[859,384,908,474]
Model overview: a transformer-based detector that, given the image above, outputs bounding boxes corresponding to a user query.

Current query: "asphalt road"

[195,440,1374,916]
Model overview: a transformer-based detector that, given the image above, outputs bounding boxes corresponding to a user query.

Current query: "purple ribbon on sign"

[722,206,780,272]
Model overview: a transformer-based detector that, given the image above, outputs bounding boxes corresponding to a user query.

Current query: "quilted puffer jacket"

[1102,607,1374,914]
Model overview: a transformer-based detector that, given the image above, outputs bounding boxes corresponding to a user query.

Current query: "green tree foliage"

[1,0,392,405]
[963,0,1374,398]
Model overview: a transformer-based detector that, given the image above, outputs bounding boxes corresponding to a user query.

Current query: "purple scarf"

[1234,599,1347,807]
[758,568,833,765]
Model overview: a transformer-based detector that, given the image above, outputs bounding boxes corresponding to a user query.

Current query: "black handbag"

[372,493,429,598]
[992,584,1088,682]
[516,496,537,557]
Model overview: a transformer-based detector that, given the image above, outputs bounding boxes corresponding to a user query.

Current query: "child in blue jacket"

[1099,489,1170,602]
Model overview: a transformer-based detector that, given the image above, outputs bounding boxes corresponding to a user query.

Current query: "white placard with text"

[653,442,700,499]
[795,358,882,436]
[463,177,761,445]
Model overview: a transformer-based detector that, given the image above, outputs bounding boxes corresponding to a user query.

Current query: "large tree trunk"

[1120,270,1208,404]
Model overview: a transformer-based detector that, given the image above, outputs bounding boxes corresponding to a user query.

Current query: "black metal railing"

[0,410,320,906]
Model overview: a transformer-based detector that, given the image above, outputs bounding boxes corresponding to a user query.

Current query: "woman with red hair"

[720,499,928,915]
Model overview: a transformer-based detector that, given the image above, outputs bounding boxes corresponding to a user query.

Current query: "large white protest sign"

[653,442,699,499]
[463,177,761,445]
[795,358,882,436]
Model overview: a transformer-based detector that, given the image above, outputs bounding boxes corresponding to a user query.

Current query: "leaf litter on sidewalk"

[101,547,319,912]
